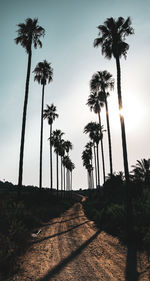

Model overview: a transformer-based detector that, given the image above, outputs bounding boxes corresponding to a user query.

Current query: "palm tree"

[64,140,73,156]
[132,159,150,185]
[70,162,75,191]
[82,149,93,189]
[94,17,134,182]
[63,140,73,190]
[43,104,58,189]
[84,122,103,187]
[87,85,105,183]
[85,142,95,188]
[58,139,65,193]
[51,130,64,195]
[33,60,53,189]
[15,18,45,193]
[89,70,114,176]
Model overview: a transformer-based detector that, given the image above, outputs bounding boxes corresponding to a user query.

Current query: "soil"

[6,199,150,281]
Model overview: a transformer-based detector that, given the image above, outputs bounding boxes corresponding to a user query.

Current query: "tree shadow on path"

[125,243,139,281]
[32,220,90,245]
[36,230,101,281]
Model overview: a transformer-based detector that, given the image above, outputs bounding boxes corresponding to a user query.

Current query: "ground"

[6,199,150,281]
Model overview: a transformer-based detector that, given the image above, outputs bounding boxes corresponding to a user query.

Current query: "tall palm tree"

[84,122,103,187]
[89,70,114,176]
[58,139,65,193]
[85,142,95,188]
[33,60,53,189]
[82,149,93,189]
[51,129,64,194]
[87,85,105,183]
[63,140,73,190]
[15,18,45,193]
[70,162,75,191]
[43,104,58,189]
[94,17,134,182]
[64,140,73,156]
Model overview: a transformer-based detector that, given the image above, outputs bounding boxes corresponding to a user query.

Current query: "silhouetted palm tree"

[43,104,58,189]
[51,129,64,195]
[33,60,53,189]
[88,78,105,183]
[132,159,150,185]
[58,139,65,193]
[89,70,114,176]
[70,162,75,190]
[15,18,45,193]
[85,142,95,188]
[94,17,134,182]
[63,140,73,190]
[84,122,103,187]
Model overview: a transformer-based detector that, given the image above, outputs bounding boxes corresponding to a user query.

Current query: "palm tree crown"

[87,92,104,114]
[15,18,45,53]
[94,17,134,59]
[33,60,53,85]
[90,71,114,93]
[43,104,58,125]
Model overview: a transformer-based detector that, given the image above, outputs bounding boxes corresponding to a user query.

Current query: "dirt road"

[9,201,149,281]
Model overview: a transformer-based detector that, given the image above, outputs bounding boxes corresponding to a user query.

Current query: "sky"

[0,0,150,189]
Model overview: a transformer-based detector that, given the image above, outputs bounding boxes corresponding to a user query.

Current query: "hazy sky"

[0,0,150,189]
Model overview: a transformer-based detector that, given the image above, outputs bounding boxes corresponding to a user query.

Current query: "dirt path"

[8,201,150,281]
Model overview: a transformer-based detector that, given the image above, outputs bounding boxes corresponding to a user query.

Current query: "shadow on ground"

[36,230,101,281]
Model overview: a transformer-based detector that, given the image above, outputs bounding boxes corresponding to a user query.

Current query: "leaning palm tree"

[89,70,114,176]
[15,18,45,193]
[33,60,53,189]
[87,87,105,183]
[43,104,58,189]
[94,17,134,182]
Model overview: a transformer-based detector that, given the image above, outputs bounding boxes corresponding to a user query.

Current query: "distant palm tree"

[84,122,103,187]
[15,18,45,193]
[33,60,53,189]
[43,104,58,189]
[58,139,65,193]
[63,140,73,190]
[94,17,134,182]
[82,148,93,189]
[87,80,105,183]
[85,142,95,188]
[132,159,150,185]
[89,70,114,176]
[70,162,75,191]
[51,129,64,195]
[64,140,73,156]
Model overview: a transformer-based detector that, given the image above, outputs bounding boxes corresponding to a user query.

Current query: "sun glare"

[110,95,144,132]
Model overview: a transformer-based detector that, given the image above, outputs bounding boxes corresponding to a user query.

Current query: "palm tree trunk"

[61,156,63,193]
[116,57,129,182]
[105,98,113,176]
[98,112,105,184]
[39,84,45,189]
[96,143,100,187]
[64,166,65,191]
[50,124,53,189]
[18,49,32,195]
[93,144,98,188]
[116,57,131,242]
[56,152,59,198]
